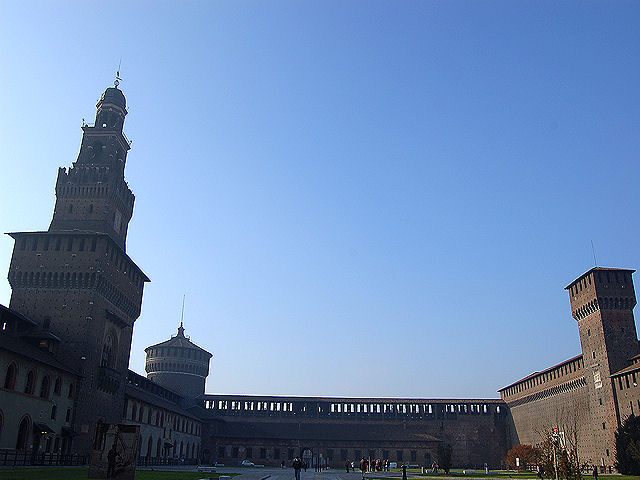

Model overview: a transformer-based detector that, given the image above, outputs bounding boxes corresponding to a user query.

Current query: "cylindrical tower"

[144,323,212,399]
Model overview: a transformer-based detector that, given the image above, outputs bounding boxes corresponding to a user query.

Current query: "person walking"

[593,465,599,480]
[346,460,350,473]
[360,457,367,480]
[293,456,302,480]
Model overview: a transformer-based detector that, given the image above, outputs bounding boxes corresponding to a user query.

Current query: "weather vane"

[114,58,122,87]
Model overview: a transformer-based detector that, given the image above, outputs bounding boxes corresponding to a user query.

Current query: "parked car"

[241,460,255,466]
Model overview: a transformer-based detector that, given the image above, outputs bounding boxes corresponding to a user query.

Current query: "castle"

[1,84,639,472]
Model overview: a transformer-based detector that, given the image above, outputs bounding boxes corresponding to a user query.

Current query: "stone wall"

[201,396,511,468]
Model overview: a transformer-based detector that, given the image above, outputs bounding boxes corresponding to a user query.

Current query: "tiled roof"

[0,333,79,376]
[145,325,212,356]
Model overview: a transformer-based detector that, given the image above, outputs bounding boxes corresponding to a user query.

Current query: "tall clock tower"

[6,83,149,454]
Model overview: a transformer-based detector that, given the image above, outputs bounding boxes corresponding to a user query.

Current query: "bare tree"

[533,398,589,480]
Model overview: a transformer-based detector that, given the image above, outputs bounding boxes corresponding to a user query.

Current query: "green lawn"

[377,473,640,480]
[0,468,228,480]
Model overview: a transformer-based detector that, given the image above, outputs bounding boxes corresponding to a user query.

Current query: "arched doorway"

[16,416,30,451]
[302,448,313,468]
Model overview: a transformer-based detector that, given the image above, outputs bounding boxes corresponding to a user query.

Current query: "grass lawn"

[378,472,640,480]
[0,467,230,480]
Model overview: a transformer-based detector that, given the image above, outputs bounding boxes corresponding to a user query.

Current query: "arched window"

[180,441,184,457]
[68,383,74,399]
[156,438,162,457]
[54,377,62,395]
[3,363,17,390]
[40,376,50,399]
[24,370,35,395]
[0,409,4,441]
[16,416,30,450]
[147,436,153,457]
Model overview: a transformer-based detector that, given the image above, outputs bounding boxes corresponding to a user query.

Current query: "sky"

[0,1,639,399]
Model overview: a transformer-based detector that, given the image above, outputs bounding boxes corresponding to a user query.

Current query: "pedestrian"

[593,465,599,480]
[346,460,350,473]
[293,456,302,480]
[360,457,367,480]
[106,442,119,479]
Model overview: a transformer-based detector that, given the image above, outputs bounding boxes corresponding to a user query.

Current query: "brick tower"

[566,267,639,467]
[144,323,212,399]
[6,83,149,454]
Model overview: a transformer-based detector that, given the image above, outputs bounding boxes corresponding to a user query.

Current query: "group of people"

[292,457,304,480]
[355,458,391,476]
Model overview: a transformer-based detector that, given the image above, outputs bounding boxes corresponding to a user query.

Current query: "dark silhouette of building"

[6,83,149,454]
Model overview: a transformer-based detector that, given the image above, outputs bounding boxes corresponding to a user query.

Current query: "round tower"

[144,323,212,399]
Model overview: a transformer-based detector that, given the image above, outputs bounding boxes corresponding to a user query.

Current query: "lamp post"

[552,428,559,480]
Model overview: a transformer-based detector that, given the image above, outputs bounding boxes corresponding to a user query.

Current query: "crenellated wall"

[200,395,512,468]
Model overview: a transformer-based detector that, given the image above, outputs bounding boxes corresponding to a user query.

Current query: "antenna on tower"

[114,58,122,87]
[180,294,186,329]
[591,240,598,267]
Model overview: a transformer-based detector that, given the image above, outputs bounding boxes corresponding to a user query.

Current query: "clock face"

[114,210,122,233]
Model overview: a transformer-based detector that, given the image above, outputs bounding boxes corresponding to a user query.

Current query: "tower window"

[40,376,50,399]
[3,363,17,390]
[67,238,73,251]
[31,239,38,251]
[24,370,35,395]
[89,204,94,214]
[20,238,26,250]
[79,239,85,251]
[91,238,97,251]
[68,204,73,213]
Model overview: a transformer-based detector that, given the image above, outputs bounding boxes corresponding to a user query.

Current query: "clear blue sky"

[1,1,639,399]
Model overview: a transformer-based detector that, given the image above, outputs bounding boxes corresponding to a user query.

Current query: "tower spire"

[178,294,185,336]
[114,58,122,88]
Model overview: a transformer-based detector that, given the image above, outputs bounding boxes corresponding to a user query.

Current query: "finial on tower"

[177,294,186,336]
[114,58,122,88]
